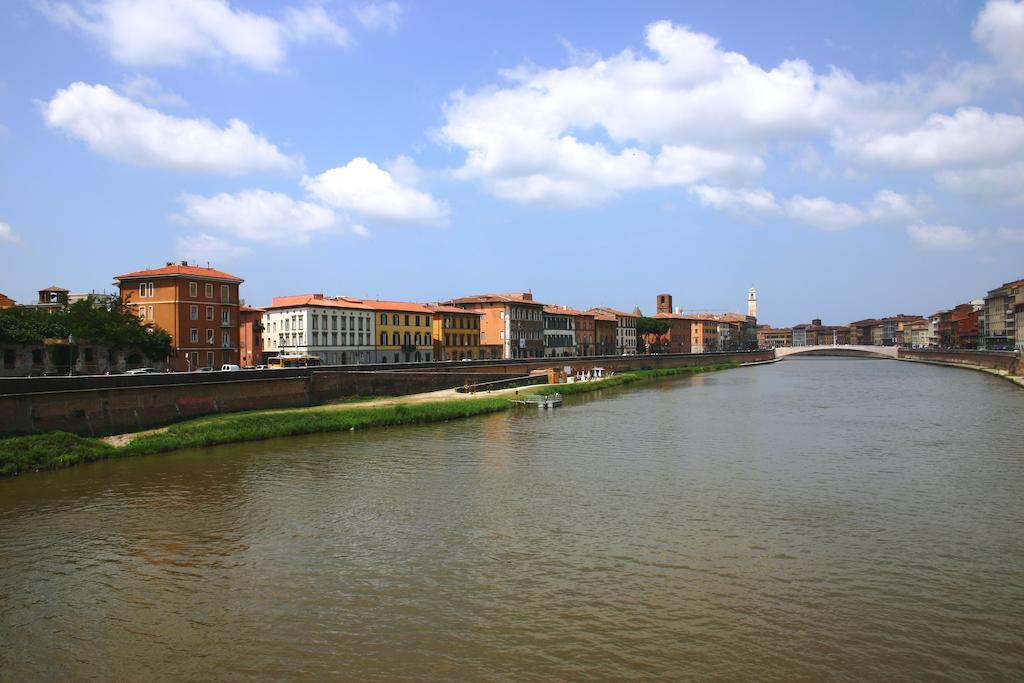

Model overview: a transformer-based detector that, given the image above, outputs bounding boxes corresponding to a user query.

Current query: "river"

[1,358,1022,681]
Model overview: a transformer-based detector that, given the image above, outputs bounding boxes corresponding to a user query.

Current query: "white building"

[542,305,578,357]
[262,294,375,365]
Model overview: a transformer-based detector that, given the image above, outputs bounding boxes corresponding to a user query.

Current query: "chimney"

[166,262,173,267]
[180,260,188,266]
[522,292,532,301]
[812,318,822,326]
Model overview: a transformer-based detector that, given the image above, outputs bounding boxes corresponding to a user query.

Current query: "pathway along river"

[2,358,1023,680]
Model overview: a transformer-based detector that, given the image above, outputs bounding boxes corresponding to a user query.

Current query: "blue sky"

[1,0,1022,326]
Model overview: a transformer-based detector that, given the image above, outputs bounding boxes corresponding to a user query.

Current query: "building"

[0,293,15,309]
[757,326,792,348]
[446,293,545,359]
[849,319,880,346]
[687,316,720,353]
[115,262,243,371]
[588,307,637,354]
[261,294,376,365]
[594,313,618,355]
[747,288,757,318]
[542,305,578,357]
[368,300,434,363]
[980,278,1023,350]
[23,285,69,313]
[573,309,596,356]
[430,305,483,361]
[650,313,693,353]
[238,306,265,367]
[880,315,925,346]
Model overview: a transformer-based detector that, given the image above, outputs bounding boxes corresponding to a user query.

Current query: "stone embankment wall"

[0,351,772,437]
[899,348,1021,376]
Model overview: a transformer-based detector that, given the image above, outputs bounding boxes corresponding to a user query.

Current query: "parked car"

[193,366,216,373]
[220,364,242,371]
[125,367,156,375]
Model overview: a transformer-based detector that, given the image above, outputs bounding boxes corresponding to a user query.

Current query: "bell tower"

[657,293,672,314]
[747,288,757,318]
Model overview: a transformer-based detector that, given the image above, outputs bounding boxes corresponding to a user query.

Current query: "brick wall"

[899,348,1020,375]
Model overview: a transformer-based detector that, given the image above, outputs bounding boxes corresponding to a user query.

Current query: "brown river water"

[1,358,1022,681]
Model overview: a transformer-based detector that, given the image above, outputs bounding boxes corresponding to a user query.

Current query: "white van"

[220,364,242,372]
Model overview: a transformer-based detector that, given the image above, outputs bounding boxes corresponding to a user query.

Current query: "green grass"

[0,362,738,477]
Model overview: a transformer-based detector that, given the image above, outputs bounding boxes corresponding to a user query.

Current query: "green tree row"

[0,297,172,360]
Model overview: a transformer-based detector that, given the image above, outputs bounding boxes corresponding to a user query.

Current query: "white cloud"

[438,20,970,204]
[283,4,350,45]
[176,233,251,261]
[973,0,1024,83]
[0,222,21,244]
[690,185,779,214]
[39,0,349,71]
[784,190,918,231]
[119,74,186,107]
[785,195,868,231]
[303,157,449,224]
[936,161,1024,205]
[353,2,402,32]
[176,190,346,242]
[907,224,977,250]
[839,107,1024,169]
[42,82,300,174]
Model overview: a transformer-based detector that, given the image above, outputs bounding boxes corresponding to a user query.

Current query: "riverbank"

[0,362,738,477]
[898,356,1024,388]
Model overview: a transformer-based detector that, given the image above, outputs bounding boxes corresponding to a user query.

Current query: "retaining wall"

[0,350,771,437]
[899,348,1021,376]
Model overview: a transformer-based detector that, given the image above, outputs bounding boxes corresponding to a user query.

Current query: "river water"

[1,358,1022,681]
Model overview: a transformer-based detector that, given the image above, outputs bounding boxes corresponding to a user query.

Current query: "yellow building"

[430,305,483,360]
[369,301,435,363]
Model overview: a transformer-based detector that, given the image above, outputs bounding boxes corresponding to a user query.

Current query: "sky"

[1,0,1022,326]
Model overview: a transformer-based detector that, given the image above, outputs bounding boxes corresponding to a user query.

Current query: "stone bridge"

[774,345,900,359]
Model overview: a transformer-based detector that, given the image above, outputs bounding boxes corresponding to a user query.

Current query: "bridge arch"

[774,345,899,360]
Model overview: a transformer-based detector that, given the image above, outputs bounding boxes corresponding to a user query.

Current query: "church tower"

[747,288,757,318]
[657,293,672,315]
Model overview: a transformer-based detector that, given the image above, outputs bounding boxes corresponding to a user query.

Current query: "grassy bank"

[0,362,738,477]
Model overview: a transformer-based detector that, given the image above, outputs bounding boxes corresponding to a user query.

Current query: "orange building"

[594,313,617,355]
[649,313,693,353]
[446,292,545,359]
[0,292,15,309]
[238,306,266,367]
[115,262,244,371]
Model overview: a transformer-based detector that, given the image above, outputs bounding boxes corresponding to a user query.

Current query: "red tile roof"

[588,306,637,318]
[427,304,484,315]
[116,263,243,282]
[447,293,545,306]
[543,304,594,316]
[267,294,375,310]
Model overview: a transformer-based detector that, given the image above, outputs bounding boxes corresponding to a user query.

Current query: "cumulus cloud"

[936,161,1024,205]
[353,2,402,32]
[839,107,1024,169]
[973,0,1024,83]
[785,195,868,232]
[907,224,977,250]
[176,233,251,261]
[41,82,300,174]
[437,20,975,204]
[119,74,186,107]
[175,190,347,242]
[39,0,349,71]
[690,185,780,214]
[0,221,21,244]
[303,157,449,224]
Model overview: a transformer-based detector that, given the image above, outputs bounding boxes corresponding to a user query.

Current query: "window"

[139,283,147,298]
[221,285,229,303]
[357,317,363,331]
[414,332,421,345]
[322,315,327,330]
[205,283,213,298]
[404,332,411,345]
[381,331,387,346]
[331,316,337,330]
[404,314,410,326]
[348,333,354,345]
[392,314,399,325]
[190,305,198,320]
[207,329,215,344]
[189,282,197,297]
[206,351,214,368]
[380,313,387,325]
[222,332,230,348]
[191,328,199,343]
[426,333,432,345]
[415,315,420,327]
[392,332,400,346]
[148,306,153,320]
[206,306,214,320]
[298,316,303,330]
